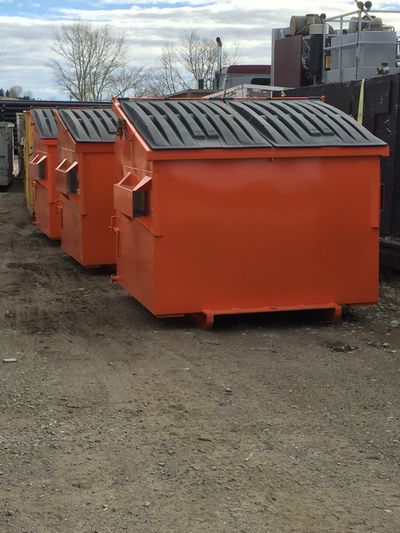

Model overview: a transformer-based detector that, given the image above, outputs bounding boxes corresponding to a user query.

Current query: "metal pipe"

[216,37,222,74]
[325,10,360,22]
[322,19,327,81]
[356,9,362,79]
[326,8,400,20]
[366,9,400,14]
[339,14,344,82]
[321,5,400,83]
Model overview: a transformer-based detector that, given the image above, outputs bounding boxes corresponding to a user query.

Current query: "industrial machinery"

[112,97,387,328]
[0,122,14,187]
[23,111,35,215]
[213,37,271,91]
[272,3,400,87]
[205,84,284,100]
[15,112,24,177]
[216,65,271,90]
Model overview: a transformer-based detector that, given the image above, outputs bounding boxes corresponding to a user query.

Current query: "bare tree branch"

[147,31,239,96]
[47,19,145,100]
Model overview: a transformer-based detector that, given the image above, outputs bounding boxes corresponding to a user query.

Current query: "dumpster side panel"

[56,123,82,262]
[57,151,117,266]
[147,156,380,315]
[113,130,156,303]
[57,134,81,262]
[60,196,83,263]
[31,140,61,239]
[34,186,61,239]
[116,214,155,312]
[283,74,399,237]
[46,143,61,239]
[35,185,51,237]
[79,151,117,266]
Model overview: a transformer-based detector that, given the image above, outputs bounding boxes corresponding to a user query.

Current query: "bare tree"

[8,86,23,98]
[106,66,147,99]
[147,45,188,96]
[3,86,33,99]
[48,20,145,100]
[147,31,238,96]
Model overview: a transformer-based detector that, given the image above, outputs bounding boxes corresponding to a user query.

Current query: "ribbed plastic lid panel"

[229,100,385,147]
[120,100,272,149]
[59,108,116,142]
[31,108,57,139]
[120,99,386,149]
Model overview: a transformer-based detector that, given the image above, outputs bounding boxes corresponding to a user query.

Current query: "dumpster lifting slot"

[114,173,152,218]
[133,175,152,217]
[29,153,47,180]
[56,159,79,194]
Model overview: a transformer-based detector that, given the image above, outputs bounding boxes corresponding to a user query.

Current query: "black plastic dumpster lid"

[229,99,386,148]
[120,99,272,149]
[59,108,116,142]
[31,108,57,139]
[120,98,386,150]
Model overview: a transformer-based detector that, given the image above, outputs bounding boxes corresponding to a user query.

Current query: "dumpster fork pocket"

[187,303,342,329]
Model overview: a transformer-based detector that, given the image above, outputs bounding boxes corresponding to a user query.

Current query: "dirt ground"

[0,182,400,533]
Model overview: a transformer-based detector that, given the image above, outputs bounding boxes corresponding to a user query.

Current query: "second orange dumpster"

[55,108,117,266]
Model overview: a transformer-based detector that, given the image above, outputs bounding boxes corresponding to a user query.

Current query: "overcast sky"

[0,0,398,99]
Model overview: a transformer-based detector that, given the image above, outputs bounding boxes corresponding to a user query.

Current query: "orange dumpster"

[55,108,117,266]
[112,98,388,328]
[29,108,60,239]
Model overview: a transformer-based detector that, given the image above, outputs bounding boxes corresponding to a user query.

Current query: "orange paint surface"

[112,98,388,326]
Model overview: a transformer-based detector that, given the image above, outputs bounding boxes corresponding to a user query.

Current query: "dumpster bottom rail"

[179,303,343,329]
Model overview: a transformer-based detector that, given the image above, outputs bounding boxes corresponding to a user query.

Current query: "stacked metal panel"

[0,122,14,187]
